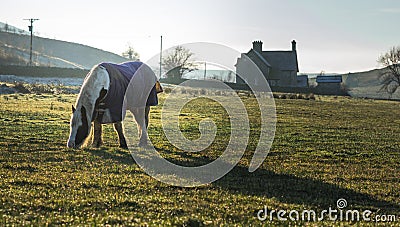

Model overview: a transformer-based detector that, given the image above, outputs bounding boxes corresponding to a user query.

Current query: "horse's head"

[67,104,91,148]
[67,64,109,148]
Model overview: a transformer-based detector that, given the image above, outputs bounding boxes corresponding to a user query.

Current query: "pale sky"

[2,0,399,73]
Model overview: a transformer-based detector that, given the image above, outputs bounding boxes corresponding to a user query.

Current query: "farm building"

[236,40,303,87]
[315,75,344,95]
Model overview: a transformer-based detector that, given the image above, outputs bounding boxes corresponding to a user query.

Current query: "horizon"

[1,0,399,74]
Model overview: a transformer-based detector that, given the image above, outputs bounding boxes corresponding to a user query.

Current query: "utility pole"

[159,35,162,78]
[204,61,207,80]
[23,18,39,66]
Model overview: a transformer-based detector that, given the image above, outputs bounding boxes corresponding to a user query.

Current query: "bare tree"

[162,46,197,79]
[227,71,235,82]
[3,23,9,32]
[122,46,140,60]
[378,46,400,97]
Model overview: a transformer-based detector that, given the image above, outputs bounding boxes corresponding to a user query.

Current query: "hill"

[0,30,127,69]
[0,22,29,35]
[342,68,400,100]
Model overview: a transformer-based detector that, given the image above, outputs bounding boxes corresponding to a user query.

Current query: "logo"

[336,198,347,209]
[257,198,399,222]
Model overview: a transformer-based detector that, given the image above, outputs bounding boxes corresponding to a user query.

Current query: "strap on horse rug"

[95,62,158,124]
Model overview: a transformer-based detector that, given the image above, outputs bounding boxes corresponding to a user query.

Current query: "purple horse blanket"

[98,62,158,123]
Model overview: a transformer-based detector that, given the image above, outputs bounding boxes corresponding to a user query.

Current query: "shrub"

[13,83,31,94]
[296,94,304,99]
[163,87,172,94]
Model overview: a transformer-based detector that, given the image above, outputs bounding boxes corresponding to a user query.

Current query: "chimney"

[291,40,296,51]
[252,40,263,53]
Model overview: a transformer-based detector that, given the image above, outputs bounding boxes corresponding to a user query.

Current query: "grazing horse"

[67,61,161,149]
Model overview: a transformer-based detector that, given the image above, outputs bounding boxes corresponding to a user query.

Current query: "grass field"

[0,92,399,226]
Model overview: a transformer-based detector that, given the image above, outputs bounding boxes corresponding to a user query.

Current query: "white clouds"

[378,8,400,13]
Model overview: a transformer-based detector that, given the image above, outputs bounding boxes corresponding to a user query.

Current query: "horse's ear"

[156,81,163,93]
[72,105,76,113]
[99,88,107,100]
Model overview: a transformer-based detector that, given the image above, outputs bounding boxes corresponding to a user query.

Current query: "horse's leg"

[145,106,151,129]
[92,120,103,147]
[132,107,148,147]
[113,121,128,149]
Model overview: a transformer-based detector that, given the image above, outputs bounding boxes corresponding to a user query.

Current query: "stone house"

[236,40,300,87]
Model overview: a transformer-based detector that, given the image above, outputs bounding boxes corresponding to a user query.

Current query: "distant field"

[0,93,399,225]
[343,68,400,100]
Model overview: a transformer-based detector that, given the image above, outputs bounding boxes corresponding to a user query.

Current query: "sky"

[1,0,400,73]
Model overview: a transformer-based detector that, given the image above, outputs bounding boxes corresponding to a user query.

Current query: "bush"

[163,87,172,94]
[13,83,31,94]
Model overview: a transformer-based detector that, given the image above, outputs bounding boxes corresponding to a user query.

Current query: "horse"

[67,61,161,149]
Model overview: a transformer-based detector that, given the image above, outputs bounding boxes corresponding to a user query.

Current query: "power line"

[23,18,39,66]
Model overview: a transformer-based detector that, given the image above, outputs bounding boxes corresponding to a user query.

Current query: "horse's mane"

[75,64,109,123]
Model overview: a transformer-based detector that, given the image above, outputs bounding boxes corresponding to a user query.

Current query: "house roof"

[252,50,271,67]
[316,75,342,83]
[248,49,299,72]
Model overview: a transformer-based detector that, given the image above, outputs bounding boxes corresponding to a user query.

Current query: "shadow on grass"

[83,147,135,165]
[216,166,399,213]
[85,146,399,213]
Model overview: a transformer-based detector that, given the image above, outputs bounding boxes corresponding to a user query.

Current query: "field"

[0,91,399,226]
